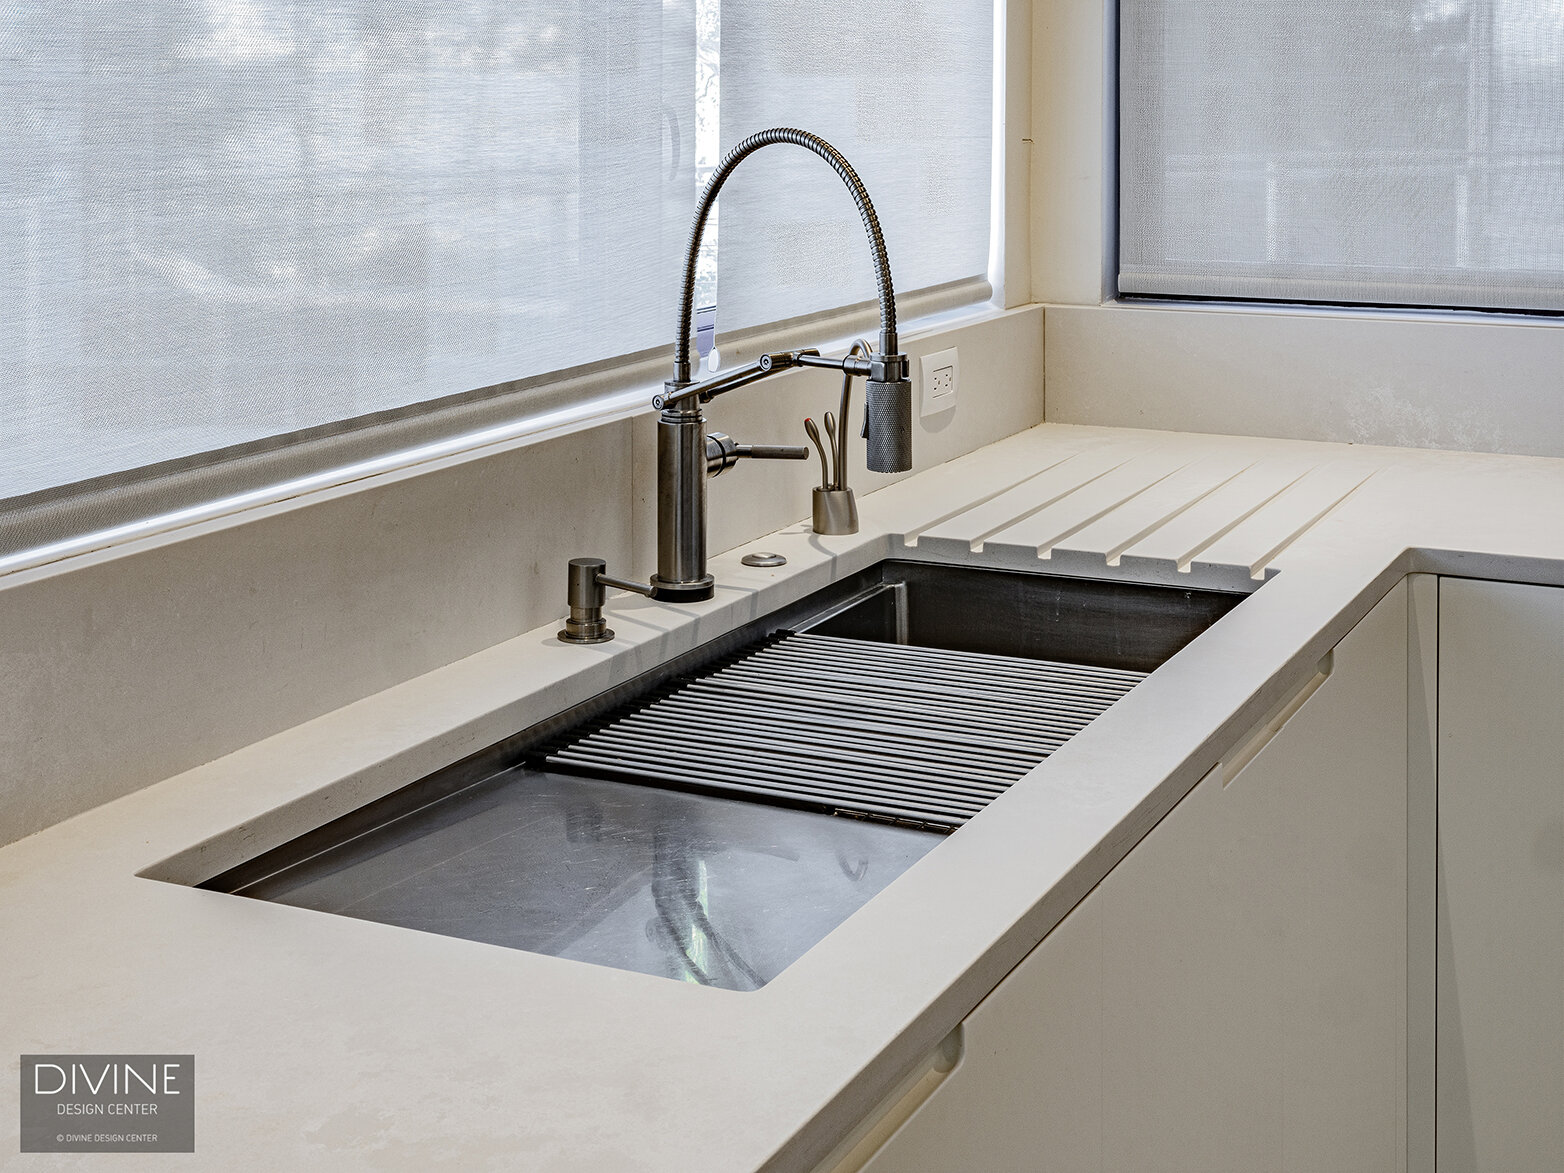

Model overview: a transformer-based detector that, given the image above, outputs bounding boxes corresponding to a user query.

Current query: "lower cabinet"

[1435,579,1564,1173]
[830,575,1564,1173]
[852,579,1413,1173]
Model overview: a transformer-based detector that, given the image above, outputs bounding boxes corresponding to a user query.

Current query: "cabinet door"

[1095,578,1409,1173]
[852,860,1105,1173]
[856,580,1410,1173]
[1436,579,1564,1173]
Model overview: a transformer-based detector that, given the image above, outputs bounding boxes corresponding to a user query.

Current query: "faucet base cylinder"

[657,409,710,590]
[649,575,715,603]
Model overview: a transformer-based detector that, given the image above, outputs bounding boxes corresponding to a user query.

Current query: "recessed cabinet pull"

[1222,650,1335,786]
[819,1026,964,1173]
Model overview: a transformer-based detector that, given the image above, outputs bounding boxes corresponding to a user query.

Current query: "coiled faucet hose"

[670,127,899,386]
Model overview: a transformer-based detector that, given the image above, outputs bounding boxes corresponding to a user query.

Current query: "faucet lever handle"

[706,431,808,476]
[736,444,810,461]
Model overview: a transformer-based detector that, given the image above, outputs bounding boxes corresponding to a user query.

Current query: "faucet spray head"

[864,377,912,472]
[863,342,912,473]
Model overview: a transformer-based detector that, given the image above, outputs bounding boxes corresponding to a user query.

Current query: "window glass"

[0,0,994,536]
[1,1,696,504]
[1119,0,1564,311]
[716,1,994,335]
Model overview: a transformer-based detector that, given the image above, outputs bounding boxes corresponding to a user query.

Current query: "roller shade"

[0,2,696,503]
[714,1,994,335]
[1119,0,1564,312]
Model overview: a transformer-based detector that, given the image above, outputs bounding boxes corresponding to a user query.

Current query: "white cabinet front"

[855,580,1412,1173]
[1436,578,1564,1173]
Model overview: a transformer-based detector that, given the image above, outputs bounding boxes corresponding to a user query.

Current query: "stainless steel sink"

[784,558,1241,672]
[197,559,1246,989]
[206,769,936,992]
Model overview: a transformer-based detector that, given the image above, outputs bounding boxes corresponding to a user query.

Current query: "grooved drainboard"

[543,631,1146,831]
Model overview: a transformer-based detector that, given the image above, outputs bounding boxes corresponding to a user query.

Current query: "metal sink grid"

[541,630,1147,832]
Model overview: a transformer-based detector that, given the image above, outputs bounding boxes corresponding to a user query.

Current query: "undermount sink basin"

[193,558,1247,989]
[787,558,1243,672]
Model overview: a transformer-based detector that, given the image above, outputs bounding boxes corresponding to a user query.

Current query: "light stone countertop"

[3,423,1562,1171]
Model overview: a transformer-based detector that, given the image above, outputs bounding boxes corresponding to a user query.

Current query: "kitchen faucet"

[561,127,913,644]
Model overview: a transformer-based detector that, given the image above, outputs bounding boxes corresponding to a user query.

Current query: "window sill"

[1098,295,1562,330]
[1,277,996,580]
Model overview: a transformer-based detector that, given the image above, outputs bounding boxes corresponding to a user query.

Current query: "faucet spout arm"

[671,128,901,387]
[794,351,873,377]
[653,349,821,410]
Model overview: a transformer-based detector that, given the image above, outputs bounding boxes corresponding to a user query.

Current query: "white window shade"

[1119,0,1564,312]
[714,2,994,336]
[0,2,696,504]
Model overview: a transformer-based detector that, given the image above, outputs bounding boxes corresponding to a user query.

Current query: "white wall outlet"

[920,347,959,418]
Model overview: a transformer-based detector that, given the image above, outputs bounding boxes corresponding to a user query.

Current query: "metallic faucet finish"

[560,128,914,640]
[669,128,902,391]
[650,128,914,604]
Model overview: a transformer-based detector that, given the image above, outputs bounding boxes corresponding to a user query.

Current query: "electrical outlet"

[920,347,959,418]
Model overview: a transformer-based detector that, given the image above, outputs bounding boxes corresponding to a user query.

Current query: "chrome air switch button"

[741,552,787,568]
